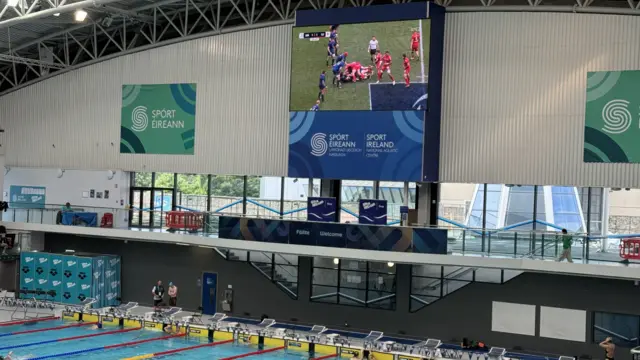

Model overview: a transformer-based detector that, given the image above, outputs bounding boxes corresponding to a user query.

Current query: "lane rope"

[121,339,234,360]
[25,331,185,360]
[311,355,339,360]
[0,317,59,327]
[218,346,286,360]
[0,322,98,337]
[0,326,142,351]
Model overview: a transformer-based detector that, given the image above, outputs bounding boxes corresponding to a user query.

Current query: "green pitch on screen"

[121,83,197,155]
[289,19,430,111]
[584,71,640,163]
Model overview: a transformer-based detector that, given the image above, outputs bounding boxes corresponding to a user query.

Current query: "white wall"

[3,167,130,227]
[0,25,290,177]
[4,15,640,188]
[440,12,640,188]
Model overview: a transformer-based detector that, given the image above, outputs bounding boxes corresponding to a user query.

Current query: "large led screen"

[290,19,430,112]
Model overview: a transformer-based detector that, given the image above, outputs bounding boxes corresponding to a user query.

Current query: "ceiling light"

[7,0,19,7]
[74,9,87,22]
[333,258,339,265]
[53,12,60,17]
[387,262,395,267]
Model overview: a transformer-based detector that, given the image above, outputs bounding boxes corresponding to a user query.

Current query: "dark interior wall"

[44,233,640,360]
[0,261,18,291]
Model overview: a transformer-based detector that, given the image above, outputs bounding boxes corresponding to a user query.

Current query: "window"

[593,312,640,347]
[311,257,396,310]
[134,172,153,187]
[154,172,174,188]
[210,175,244,215]
[247,176,282,218]
[340,181,374,223]
[176,174,208,212]
[282,178,319,221]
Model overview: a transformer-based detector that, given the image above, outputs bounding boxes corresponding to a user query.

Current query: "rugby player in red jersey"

[345,61,362,82]
[410,30,420,60]
[377,51,395,85]
[402,54,411,87]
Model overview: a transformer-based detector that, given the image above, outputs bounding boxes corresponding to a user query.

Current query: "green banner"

[121,83,197,155]
[584,71,640,163]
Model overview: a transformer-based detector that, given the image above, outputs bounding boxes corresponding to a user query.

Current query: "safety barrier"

[0,316,58,327]
[620,238,640,260]
[25,332,186,360]
[122,339,234,360]
[165,211,203,231]
[219,346,286,360]
[0,321,97,337]
[0,326,141,351]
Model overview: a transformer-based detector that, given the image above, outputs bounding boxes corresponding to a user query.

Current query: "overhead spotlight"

[74,9,87,22]
[53,12,60,17]
[333,258,339,265]
[7,0,19,7]
[387,262,395,267]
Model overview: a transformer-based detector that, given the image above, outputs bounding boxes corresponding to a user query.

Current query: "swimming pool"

[0,320,315,360]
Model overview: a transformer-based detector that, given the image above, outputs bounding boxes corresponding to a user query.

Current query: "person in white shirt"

[368,36,379,64]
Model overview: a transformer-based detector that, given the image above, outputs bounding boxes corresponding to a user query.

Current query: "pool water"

[0,320,315,359]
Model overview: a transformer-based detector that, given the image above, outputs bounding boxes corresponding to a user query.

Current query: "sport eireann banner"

[121,83,197,155]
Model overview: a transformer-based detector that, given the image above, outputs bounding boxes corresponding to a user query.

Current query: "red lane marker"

[311,355,338,360]
[103,332,186,350]
[0,316,59,327]
[153,339,234,356]
[11,322,98,335]
[57,326,141,342]
[218,346,286,360]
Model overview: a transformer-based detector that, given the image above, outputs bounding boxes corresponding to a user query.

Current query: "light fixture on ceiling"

[53,12,60,17]
[387,262,395,267]
[7,0,19,7]
[74,9,88,22]
[333,258,339,265]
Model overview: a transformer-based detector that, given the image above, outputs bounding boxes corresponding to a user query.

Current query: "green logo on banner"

[120,83,197,155]
[583,71,640,163]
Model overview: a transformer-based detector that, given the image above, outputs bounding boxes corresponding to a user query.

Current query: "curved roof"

[0,0,636,95]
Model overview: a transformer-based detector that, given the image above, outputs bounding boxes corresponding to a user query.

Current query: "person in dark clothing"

[151,280,165,306]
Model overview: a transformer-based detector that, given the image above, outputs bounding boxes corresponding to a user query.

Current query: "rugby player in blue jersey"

[311,100,320,111]
[335,51,348,64]
[332,60,345,88]
[327,38,337,67]
[318,70,326,102]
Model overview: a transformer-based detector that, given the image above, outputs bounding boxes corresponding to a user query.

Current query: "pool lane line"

[0,321,99,337]
[23,332,187,360]
[310,355,338,360]
[0,316,59,327]
[0,326,142,351]
[218,346,287,360]
[121,339,235,360]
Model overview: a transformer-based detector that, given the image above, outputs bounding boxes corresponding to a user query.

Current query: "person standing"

[168,282,178,306]
[599,337,615,360]
[152,280,165,307]
[557,228,574,263]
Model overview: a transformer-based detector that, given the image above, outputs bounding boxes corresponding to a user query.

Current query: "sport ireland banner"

[10,185,46,209]
[584,70,640,163]
[121,83,197,155]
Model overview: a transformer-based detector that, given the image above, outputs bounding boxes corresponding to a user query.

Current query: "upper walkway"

[3,206,640,280]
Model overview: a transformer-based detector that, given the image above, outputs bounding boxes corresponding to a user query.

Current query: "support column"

[395,263,411,314]
[602,188,610,252]
[416,183,439,226]
[297,256,313,303]
[320,180,341,221]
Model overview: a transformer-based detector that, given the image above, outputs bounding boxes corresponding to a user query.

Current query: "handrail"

[593,325,639,342]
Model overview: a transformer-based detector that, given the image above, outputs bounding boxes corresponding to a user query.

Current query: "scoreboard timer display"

[298,31,327,40]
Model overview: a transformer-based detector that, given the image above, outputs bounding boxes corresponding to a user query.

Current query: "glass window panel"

[311,285,338,304]
[593,312,640,347]
[339,288,366,307]
[409,182,417,209]
[341,180,374,223]
[367,273,396,292]
[439,183,478,228]
[283,178,316,221]
[134,172,153,187]
[340,271,367,289]
[154,172,174,188]
[312,268,338,286]
[176,174,208,212]
[246,176,282,218]
[210,175,244,215]
[366,292,395,310]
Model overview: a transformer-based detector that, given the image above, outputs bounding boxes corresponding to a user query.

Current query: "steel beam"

[0,0,125,29]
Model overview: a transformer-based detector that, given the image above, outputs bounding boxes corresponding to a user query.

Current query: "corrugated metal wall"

[0,25,291,176]
[440,12,640,188]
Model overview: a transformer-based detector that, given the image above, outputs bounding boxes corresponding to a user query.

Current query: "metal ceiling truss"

[0,0,639,95]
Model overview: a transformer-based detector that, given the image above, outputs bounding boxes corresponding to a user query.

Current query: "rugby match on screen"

[289,19,430,112]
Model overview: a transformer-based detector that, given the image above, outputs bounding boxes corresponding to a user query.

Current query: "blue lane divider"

[27,347,103,360]
[0,338,58,351]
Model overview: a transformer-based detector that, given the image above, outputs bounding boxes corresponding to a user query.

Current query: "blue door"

[201,272,217,315]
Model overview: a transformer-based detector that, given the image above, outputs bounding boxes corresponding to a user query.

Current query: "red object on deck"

[620,238,640,260]
[165,211,203,231]
[0,316,59,327]
[100,213,114,228]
